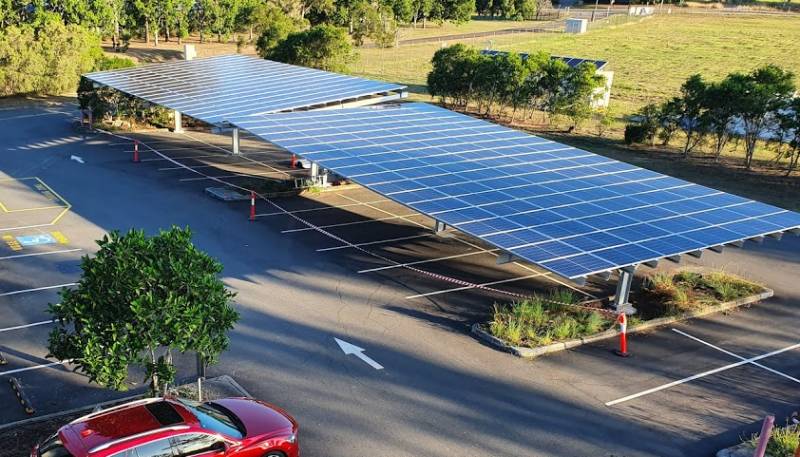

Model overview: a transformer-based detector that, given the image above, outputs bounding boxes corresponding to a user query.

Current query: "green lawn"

[354,14,800,115]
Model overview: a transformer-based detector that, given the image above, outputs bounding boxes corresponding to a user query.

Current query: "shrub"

[624,124,649,145]
[264,25,355,73]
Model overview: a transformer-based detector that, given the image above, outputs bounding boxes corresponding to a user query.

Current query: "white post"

[232,127,240,155]
[174,111,184,133]
[311,162,319,180]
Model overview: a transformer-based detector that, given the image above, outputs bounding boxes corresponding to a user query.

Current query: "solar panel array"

[84,54,406,125]
[229,103,800,280]
[481,50,608,71]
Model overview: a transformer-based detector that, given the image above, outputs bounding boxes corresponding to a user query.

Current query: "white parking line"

[358,249,499,273]
[255,199,390,218]
[0,360,70,377]
[605,340,800,407]
[317,234,432,252]
[0,248,82,261]
[672,328,800,384]
[406,273,544,299]
[0,320,54,333]
[282,213,419,233]
[0,283,76,297]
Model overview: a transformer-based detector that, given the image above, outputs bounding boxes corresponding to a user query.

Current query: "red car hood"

[211,398,295,438]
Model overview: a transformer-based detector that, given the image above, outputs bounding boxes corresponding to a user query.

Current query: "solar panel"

[481,50,608,71]
[228,103,800,280]
[83,55,406,125]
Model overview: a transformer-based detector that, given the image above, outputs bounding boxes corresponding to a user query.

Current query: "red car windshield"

[176,399,245,439]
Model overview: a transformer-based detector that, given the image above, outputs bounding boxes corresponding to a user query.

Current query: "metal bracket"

[496,252,515,265]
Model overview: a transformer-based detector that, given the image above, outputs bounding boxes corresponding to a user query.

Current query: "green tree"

[700,80,737,161]
[47,227,239,395]
[775,97,800,175]
[0,20,102,96]
[254,4,303,56]
[430,0,474,23]
[266,24,355,72]
[427,44,481,109]
[191,0,220,43]
[725,64,795,170]
[673,74,709,158]
[657,98,681,146]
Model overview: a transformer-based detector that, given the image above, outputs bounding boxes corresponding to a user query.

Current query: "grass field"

[353,14,800,115]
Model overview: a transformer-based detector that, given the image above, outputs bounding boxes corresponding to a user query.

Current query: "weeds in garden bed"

[642,270,763,317]
[489,291,612,348]
[746,422,800,457]
[489,270,764,349]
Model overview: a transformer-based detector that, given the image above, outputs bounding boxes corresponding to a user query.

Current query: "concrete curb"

[472,289,774,359]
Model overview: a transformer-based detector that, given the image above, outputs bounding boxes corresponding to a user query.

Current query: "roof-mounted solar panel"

[228,103,800,281]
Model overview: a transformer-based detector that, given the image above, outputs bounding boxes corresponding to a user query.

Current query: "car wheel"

[263,452,286,457]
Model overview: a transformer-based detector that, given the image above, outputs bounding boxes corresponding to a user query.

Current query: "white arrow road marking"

[70,155,84,164]
[334,338,383,370]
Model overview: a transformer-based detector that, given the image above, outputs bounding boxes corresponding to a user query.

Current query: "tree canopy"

[48,227,239,394]
[264,24,355,72]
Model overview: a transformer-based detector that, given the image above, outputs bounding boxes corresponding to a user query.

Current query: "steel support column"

[434,220,446,233]
[311,162,319,179]
[613,267,637,315]
[232,127,240,155]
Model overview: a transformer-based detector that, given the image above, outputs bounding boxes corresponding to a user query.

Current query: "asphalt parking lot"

[1,99,798,457]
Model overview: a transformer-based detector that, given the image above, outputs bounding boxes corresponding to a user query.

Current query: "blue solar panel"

[481,50,608,71]
[228,103,800,279]
[84,55,406,125]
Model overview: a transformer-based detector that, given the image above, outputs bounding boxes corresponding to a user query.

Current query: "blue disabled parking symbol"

[16,234,56,246]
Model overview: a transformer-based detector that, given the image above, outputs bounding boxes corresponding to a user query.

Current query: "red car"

[31,397,299,457]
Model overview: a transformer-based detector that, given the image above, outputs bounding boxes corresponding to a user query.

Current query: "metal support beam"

[612,267,637,315]
[789,228,800,236]
[174,111,184,133]
[687,250,703,258]
[767,232,783,241]
[727,240,744,248]
[596,271,612,281]
[709,245,724,254]
[749,236,765,244]
[496,252,515,265]
[311,162,319,179]
[643,260,659,268]
[434,220,446,234]
[572,276,587,287]
[231,127,240,155]
[665,255,681,263]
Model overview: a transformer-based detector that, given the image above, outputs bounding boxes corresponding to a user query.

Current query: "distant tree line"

[625,65,799,175]
[0,0,479,50]
[474,0,550,20]
[427,44,606,128]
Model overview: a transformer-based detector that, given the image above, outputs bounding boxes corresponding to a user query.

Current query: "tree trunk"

[249,25,253,41]
[145,20,150,44]
[199,28,204,43]
[149,348,159,397]
[165,24,170,42]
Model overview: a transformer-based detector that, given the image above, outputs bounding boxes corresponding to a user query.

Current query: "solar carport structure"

[83,54,407,153]
[228,103,800,312]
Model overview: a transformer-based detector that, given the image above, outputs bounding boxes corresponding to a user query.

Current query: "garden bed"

[718,420,800,457]
[474,269,771,358]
